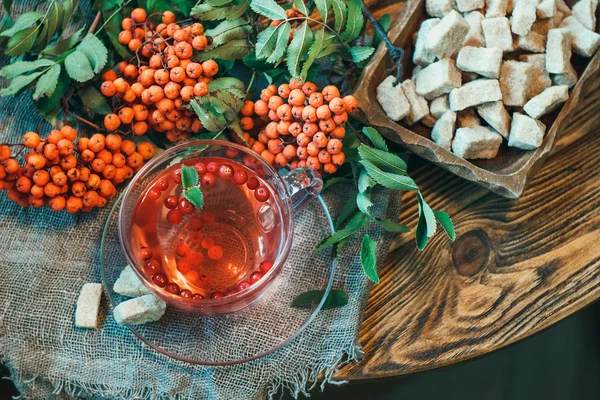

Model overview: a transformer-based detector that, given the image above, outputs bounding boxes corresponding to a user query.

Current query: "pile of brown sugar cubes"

[377,0,599,159]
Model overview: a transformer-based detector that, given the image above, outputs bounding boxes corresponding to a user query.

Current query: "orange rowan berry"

[283,145,296,159]
[308,92,324,108]
[15,176,32,193]
[289,78,302,90]
[331,151,345,165]
[257,132,269,144]
[330,125,346,139]
[301,106,317,123]
[327,138,343,154]
[0,145,11,161]
[60,125,77,141]
[166,23,180,37]
[111,152,125,168]
[306,156,321,170]
[30,184,44,198]
[141,44,153,58]
[49,166,62,177]
[251,141,265,154]
[57,138,74,156]
[154,69,170,85]
[277,121,291,135]
[43,182,60,198]
[82,190,99,208]
[139,68,156,87]
[194,82,208,96]
[288,122,302,136]
[132,104,149,121]
[96,149,113,165]
[268,139,283,154]
[47,130,64,145]
[319,118,336,133]
[329,97,345,114]
[271,19,281,27]
[32,169,49,186]
[102,69,117,82]
[22,132,40,148]
[201,60,218,77]
[127,152,143,168]
[66,195,83,213]
[191,23,204,35]
[192,35,208,51]
[313,131,328,148]
[175,42,193,59]
[123,89,136,102]
[3,158,19,174]
[276,104,292,121]
[112,167,127,184]
[316,104,332,120]
[79,167,91,182]
[27,153,46,170]
[324,163,337,174]
[318,149,332,164]
[176,117,191,131]
[97,195,107,208]
[322,85,341,102]
[173,29,188,42]
[268,96,284,112]
[169,66,185,82]
[137,142,155,160]
[115,108,133,125]
[333,111,348,125]
[99,179,116,198]
[302,82,317,96]
[307,142,320,156]
[240,100,254,117]
[288,89,305,106]
[267,84,277,93]
[130,83,144,97]
[274,153,288,168]
[260,150,275,165]
[48,195,66,211]
[131,8,147,23]
[180,86,194,102]
[60,155,76,171]
[80,149,94,163]
[277,84,290,98]
[163,82,180,99]
[239,117,253,131]
[104,114,121,131]
[67,167,80,182]
[118,30,133,45]
[92,158,106,173]
[151,110,166,124]
[254,100,269,116]
[101,81,117,96]
[123,63,138,79]
[165,109,181,122]
[265,122,279,139]
[165,54,180,69]
[162,10,175,24]
[128,38,142,51]
[133,121,148,135]
[52,171,67,187]
[117,61,128,72]
[113,78,130,93]
[290,106,302,120]
[182,76,195,87]
[185,62,202,78]
[102,164,116,179]
[296,146,308,159]
[149,54,162,69]
[342,95,358,112]
[88,134,105,152]
[260,88,275,102]
[87,174,101,189]
[121,17,133,30]
[296,133,310,147]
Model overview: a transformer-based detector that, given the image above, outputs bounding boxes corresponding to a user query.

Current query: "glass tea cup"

[118,140,323,314]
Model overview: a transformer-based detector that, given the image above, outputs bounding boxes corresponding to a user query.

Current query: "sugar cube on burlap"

[457,46,503,78]
[537,0,557,18]
[560,16,600,56]
[517,31,547,52]
[426,10,471,58]
[508,112,547,149]
[523,85,569,118]
[477,101,512,138]
[486,0,509,17]
[500,60,533,106]
[452,126,503,159]
[463,11,486,47]
[571,0,597,31]
[416,58,463,100]
[414,18,441,66]
[377,76,411,121]
[457,0,485,12]
[520,54,552,98]
[457,108,482,127]
[432,110,457,150]
[75,283,103,329]
[449,79,503,111]
[113,265,152,297]
[430,94,450,118]
[113,294,167,325]
[482,17,514,51]
[401,79,430,125]
[426,0,457,18]
[546,28,572,73]
[511,0,538,36]
[532,11,566,35]
[552,63,578,87]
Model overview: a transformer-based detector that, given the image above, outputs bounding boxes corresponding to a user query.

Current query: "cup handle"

[281,168,323,214]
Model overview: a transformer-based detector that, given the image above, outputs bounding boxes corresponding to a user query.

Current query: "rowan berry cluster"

[0,126,154,213]
[100,8,218,142]
[238,79,357,174]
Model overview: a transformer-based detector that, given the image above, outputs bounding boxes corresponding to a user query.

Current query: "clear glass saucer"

[100,191,337,365]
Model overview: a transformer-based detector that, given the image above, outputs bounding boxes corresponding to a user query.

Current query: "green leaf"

[316,218,366,252]
[62,0,76,31]
[33,15,49,49]
[356,191,372,214]
[190,98,228,132]
[183,187,205,209]
[266,22,290,64]
[77,34,108,74]
[2,0,11,13]
[36,68,70,118]
[416,192,437,251]
[172,0,195,14]
[0,70,44,96]
[206,0,235,5]
[314,0,330,22]
[79,85,112,115]
[291,289,347,309]
[227,1,249,20]
[144,0,172,13]
[358,144,406,175]
[205,19,251,48]
[102,9,132,59]
[255,26,279,59]
[331,0,347,32]
[32,64,60,100]
[6,26,39,56]
[358,168,375,193]
[0,59,55,79]
[0,11,42,37]
[208,77,246,92]
[45,1,63,42]
[300,27,326,79]
[335,193,359,228]
[372,13,390,49]
[292,0,309,15]
[433,210,455,241]
[349,46,374,63]
[333,212,367,256]
[286,21,313,78]
[360,234,380,284]
[415,209,428,251]
[41,28,84,57]
[193,38,251,61]
[229,119,248,145]
[181,165,199,189]
[360,160,417,191]
[374,218,410,233]
[362,127,388,151]
[341,0,364,42]
[65,50,94,82]
[250,0,287,20]
[0,13,13,46]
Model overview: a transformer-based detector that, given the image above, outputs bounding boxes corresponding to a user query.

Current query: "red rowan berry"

[288,89,305,106]
[22,132,40,148]
[329,97,346,114]
[302,82,317,96]
[333,111,348,125]
[324,163,337,174]
[308,92,324,108]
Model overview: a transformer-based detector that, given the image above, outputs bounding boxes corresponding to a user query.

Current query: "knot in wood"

[451,229,491,276]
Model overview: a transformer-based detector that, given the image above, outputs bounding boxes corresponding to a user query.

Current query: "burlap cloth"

[0,2,402,398]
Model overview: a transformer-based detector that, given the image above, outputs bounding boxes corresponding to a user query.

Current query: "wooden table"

[336,0,600,381]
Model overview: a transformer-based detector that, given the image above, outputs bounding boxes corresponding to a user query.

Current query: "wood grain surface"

[336,0,600,381]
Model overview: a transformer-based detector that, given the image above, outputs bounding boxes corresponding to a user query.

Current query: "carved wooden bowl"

[353,0,600,198]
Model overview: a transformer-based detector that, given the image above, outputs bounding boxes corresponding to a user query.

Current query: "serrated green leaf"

[172,0,195,14]
[0,70,44,97]
[102,9,132,59]
[65,50,94,82]
[358,144,406,175]
[318,43,339,58]
[0,59,55,79]
[335,192,359,228]
[227,0,249,20]
[316,217,366,252]
[79,85,112,115]
[183,187,205,209]
[356,191,372,214]
[205,19,251,48]
[190,98,228,132]
[229,119,248,145]
[360,159,417,191]
[214,90,244,112]
[206,0,235,5]
[208,77,246,92]
[314,0,330,22]
[372,13,390,49]
[62,0,75,31]
[433,209,455,241]
[181,165,199,189]
[210,97,238,121]
[250,0,287,20]
[41,28,84,57]
[415,210,428,251]
[349,45,374,63]
[32,64,60,100]
[77,34,108,74]
[266,22,290,64]
[334,212,367,256]
[416,191,437,252]
[193,38,251,61]
[374,218,410,233]
[358,168,375,192]
[6,26,39,56]
[33,16,49,49]
[0,11,42,37]
[331,0,347,32]
[36,68,70,117]
[144,0,172,13]
[45,1,62,42]
[341,0,364,43]
[286,21,313,78]
[262,71,273,84]
[255,26,279,59]
[361,234,380,284]
[291,289,347,309]
[300,27,326,79]
[362,127,388,151]
[293,0,309,15]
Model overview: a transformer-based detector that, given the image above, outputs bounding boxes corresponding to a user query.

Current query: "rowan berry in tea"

[167,209,183,225]
[254,186,270,202]
[145,259,161,275]
[259,261,273,274]
[249,271,263,284]
[237,281,251,292]
[178,198,195,215]
[180,289,192,298]
[164,195,178,209]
